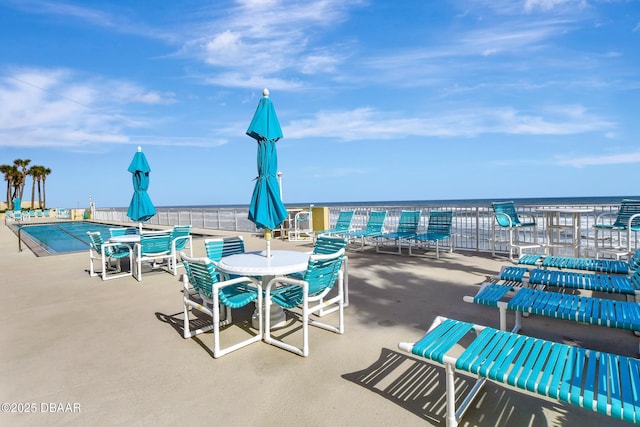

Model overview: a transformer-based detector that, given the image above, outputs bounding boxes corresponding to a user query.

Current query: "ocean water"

[158,195,640,210]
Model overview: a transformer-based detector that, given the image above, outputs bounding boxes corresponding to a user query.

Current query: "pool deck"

[0,221,636,426]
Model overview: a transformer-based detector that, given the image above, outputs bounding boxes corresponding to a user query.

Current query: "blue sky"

[1,0,639,209]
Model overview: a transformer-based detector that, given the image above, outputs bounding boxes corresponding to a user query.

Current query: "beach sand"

[0,223,634,426]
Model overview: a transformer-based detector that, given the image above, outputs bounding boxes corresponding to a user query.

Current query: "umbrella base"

[252,304,286,330]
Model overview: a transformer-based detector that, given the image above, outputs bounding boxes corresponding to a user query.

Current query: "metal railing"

[93,203,633,258]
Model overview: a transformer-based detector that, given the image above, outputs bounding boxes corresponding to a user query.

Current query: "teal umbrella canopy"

[247,89,287,231]
[127,146,156,223]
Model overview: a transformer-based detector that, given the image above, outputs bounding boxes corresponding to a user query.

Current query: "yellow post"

[312,206,329,231]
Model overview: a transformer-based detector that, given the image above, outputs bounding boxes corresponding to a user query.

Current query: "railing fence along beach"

[93,201,634,258]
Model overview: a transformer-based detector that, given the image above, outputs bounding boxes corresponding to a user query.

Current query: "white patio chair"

[181,253,262,358]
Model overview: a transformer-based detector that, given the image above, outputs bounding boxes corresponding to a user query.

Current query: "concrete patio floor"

[0,221,635,426]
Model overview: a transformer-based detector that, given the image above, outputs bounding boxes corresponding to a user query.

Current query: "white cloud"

[284,104,614,141]
[179,0,361,89]
[556,152,640,167]
[4,0,177,42]
[524,0,588,13]
[0,68,176,148]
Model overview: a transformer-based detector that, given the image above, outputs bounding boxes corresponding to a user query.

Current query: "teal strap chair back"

[364,211,387,234]
[87,231,106,254]
[171,225,192,251]
[139,231,172,255]
[182,255,258,308]
[426,211,453,236]
[182,255,218,301]
[629,249,640,271]
[313,236,348,255]
[204,236,245,262]
[612,199,640,229]
[272,249,345,309]
[109,227,138,238]
[492,201,522,227]
[333,211,355,232]
[396,211,421,234]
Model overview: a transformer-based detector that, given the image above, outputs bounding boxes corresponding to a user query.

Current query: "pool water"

[17,222,118,255]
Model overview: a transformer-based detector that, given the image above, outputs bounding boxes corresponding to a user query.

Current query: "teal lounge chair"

[496,264,640,300]
[464,283,640,350]
[343,210,387,251]
[399,316,640,426]
[316,210,355,238]
[374,210,421,255]
[408,211,454,259]
[491,201,540,260]
[594,199,640,259]
[517,252,636,274]
[181,253,262,358]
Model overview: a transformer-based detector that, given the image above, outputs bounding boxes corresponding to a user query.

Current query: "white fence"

[93,203,631,258]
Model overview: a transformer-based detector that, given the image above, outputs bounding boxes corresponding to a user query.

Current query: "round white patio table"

[216,250,310,330]
[535,207,594,257]
[109,235,140,244]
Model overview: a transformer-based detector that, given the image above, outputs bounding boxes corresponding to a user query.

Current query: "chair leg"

[445,363,458,427]
[183,295,192,339]
[89,250,97,277]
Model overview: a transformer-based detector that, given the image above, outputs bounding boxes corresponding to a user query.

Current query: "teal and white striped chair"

[181,253,262,358]
[491,201,540,260]
[288,207,314,241]
[594,199,640,259]
[408,210,454,258]
[316,210,355,238]
[374,210,421,255]
[133,230,173,281]
[343,210,387,251]
[87,231,132,280]
[289,236,349,314]
[170,225,192,275]
[264,248,345,357]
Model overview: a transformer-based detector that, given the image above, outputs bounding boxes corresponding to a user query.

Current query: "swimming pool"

[17,222,118,255]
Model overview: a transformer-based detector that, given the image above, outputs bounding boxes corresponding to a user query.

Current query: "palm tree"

[28,166,45,209]
[2,160,50,210]
[13,158,31,202]
[10,168,24,206]
[0,164,14,209]
[41,167,51,209]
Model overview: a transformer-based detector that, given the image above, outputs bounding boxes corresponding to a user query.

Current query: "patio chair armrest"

[493,212,514,227]
[595,211,617,224]
[102,241,132,257]
[103,240,130,251]
[518,212,536,223]
[213,275,261,292]
[265,276,308,293]
[172,235,192,251]
[627,213,640,229]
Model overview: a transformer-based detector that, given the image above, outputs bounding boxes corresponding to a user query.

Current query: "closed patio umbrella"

[127,146,156,231]
[246,88,288,257]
